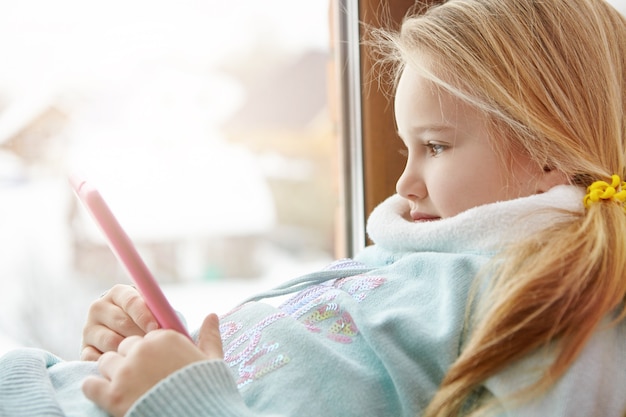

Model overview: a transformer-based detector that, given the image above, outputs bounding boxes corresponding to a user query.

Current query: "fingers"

[107,285,159,333]
[196,313,224,359]
[97,351,124,380]
[82,352,124,415]
[82,376,111,412]
[81,332,142,362]
[116,335,142,356]
[83,332,189,417]
[80,345,103,361]
[92,301,144,337]
[81,305,136,356]
[81,285,161,358]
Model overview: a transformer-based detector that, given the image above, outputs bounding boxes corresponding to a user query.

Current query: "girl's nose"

[396,165,426,200]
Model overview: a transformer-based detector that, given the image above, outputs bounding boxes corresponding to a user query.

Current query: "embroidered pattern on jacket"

[294,275,386,343]
[334,275,387,302]
[221,312,289,388]
[220,267,386,388]
[303,304,359,344]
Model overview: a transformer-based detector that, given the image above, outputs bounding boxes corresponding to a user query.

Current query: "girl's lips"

[410,211,441,222]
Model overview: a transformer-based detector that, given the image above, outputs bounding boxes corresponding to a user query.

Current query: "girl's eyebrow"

[412,124,455,133]
[397,124,455,139]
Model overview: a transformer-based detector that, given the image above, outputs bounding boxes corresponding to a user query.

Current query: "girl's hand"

[80,284,159,361]
[82,314,223,417]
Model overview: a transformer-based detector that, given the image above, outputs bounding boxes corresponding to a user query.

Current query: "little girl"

[1,0,625,416]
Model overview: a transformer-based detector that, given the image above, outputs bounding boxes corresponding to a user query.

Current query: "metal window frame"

[336,0,366,257]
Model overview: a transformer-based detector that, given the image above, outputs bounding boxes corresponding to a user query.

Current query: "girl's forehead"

[395,66,478,123]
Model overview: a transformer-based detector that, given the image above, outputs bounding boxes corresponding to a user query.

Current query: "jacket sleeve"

[126,360,278,417]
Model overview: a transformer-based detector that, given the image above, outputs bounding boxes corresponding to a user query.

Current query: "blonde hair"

[372,0,626,415]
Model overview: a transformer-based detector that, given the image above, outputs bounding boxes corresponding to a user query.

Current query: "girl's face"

[394,66,546,221]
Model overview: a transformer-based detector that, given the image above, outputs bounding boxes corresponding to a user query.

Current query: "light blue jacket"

[1,186,624,416]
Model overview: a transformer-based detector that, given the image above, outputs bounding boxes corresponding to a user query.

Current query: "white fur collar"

[366,185,584,253]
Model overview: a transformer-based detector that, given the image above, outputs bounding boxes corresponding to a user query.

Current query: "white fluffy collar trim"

[366,185,584,253]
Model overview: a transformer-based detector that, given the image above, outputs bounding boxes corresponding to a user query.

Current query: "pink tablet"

[70,175,191,339]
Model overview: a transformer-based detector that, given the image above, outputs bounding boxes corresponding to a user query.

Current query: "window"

[0,0,336,357]
[334,0,419,253]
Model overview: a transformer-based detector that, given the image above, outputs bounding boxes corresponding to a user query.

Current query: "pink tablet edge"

[70,175,191,339]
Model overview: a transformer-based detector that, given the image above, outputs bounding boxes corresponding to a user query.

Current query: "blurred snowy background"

[0,0,338,358]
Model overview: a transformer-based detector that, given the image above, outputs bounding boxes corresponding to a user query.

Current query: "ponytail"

[424,196,626,415]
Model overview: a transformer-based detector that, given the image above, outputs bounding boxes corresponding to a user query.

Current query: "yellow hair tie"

[583,174,626,211]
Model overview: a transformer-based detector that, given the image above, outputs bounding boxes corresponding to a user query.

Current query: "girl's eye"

[425,143,446,156]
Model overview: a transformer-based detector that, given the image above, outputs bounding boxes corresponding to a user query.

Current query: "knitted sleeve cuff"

[127,360,256,417]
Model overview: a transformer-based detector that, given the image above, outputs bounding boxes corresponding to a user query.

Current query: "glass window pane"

[0,0,336,358]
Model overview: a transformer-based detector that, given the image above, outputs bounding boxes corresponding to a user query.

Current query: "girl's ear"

[537,167,570,192]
